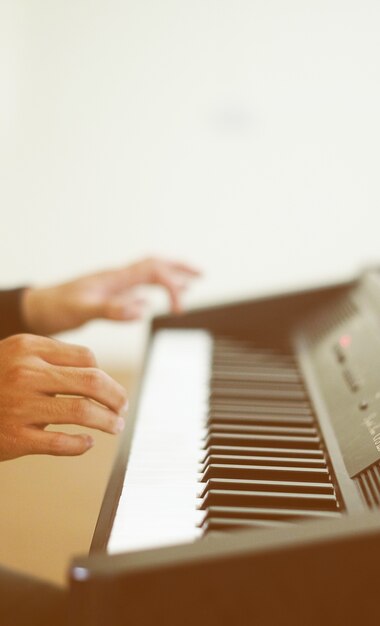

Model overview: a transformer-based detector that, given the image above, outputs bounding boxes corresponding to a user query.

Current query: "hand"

[0,334,128,460]
[21,257,201,336]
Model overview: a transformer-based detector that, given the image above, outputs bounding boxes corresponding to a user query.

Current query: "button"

[359,400,369,410]
[343,368,359,392]
[333,345,346,363]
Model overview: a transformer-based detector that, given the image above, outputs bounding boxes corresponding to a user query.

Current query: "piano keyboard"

[108,330,342,554]
[201,337,342,532]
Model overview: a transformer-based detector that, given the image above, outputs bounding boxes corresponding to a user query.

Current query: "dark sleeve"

[0,288,30,340]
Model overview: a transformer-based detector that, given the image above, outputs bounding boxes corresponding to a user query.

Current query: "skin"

[0,257,200,461]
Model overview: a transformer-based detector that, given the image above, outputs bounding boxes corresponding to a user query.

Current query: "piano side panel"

[71,511,380,626]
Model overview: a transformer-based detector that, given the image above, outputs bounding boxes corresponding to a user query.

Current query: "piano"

[70,268,380,626]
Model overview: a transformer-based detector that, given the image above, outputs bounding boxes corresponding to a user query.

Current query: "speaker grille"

[354,463,380,508]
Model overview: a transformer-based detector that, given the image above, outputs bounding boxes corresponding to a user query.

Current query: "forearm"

[0,288,30,339]
[0,258,200,338]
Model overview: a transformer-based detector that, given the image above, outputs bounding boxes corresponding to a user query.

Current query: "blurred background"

[2,0,380,367]
[1,0,380,585]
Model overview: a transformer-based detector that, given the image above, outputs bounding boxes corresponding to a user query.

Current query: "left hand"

[21,257,201,336]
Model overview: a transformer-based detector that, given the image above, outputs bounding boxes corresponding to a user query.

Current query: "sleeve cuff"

[0,288,30,340]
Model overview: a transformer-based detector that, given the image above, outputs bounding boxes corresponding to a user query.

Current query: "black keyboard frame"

[69,271,380,625]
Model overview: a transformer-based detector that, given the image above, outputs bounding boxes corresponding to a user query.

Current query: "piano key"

[207,413,314,426]
[201,445,326,462]
[210,385,307,401]
[201,517,294,532]
[199,489,338,511]
[203,433,321,449]
[213,357,299,370]
[212,354,297,363]
[198,479,335,498]
[212,370,302,384]
[211,372,303,391]
[211,405,313,418]
[210,398,311,407]
[214,345,295,360]
[213,359,300,370]
[200,455,327,471]
[199,506,342,524]
[206,424,317,436]
[200,463,330,483]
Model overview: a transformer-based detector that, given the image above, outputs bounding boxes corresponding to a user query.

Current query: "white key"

[107,329,212,554]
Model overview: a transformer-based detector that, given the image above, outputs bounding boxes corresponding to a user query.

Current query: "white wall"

[1,0,380,365]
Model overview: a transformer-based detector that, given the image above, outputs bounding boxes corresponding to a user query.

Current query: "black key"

[211,400,313,413]
[200,454,327,471]
[212,370,301,384]
[198,478,335,498]
[200,464,330,483]
[202,517,293,532]
[207,414,314,426]
[210,385,306,401]
[200,506,342,524]
[213,350,295,364]
[201,446,325,462]
[213,373,304,384]
[203,433,321,449]
[199,489,338,511]
[213,358,298,370]
[206,424,317,436]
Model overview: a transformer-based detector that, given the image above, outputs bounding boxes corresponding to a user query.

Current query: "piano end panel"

[70,513,380,626]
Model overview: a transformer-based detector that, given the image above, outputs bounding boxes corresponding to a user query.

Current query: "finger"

[38,338,98,368]
[38,396,126,435]
[163,274,190,290]
[6,334,97,368]
[154,270,184,313]
[166,285,182,314]
[44,365,128,413]
[26,429,95,457]
[168,261,202,277]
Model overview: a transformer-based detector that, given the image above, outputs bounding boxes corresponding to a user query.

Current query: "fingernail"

[86,436,95,448]
[115,417,125,434]
[122,400,129,413]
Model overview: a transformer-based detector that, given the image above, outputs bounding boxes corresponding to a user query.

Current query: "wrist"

[21,287,50,335]
[21,284,90,335]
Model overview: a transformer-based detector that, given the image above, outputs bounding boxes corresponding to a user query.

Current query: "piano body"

[70,269,380,625]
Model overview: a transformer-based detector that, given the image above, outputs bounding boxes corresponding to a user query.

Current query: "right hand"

[0,334,128,460]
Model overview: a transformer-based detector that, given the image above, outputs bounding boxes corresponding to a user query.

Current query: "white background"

[1,0,380,365]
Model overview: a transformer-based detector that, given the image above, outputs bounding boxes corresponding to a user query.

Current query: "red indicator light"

[339,335,352,349]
